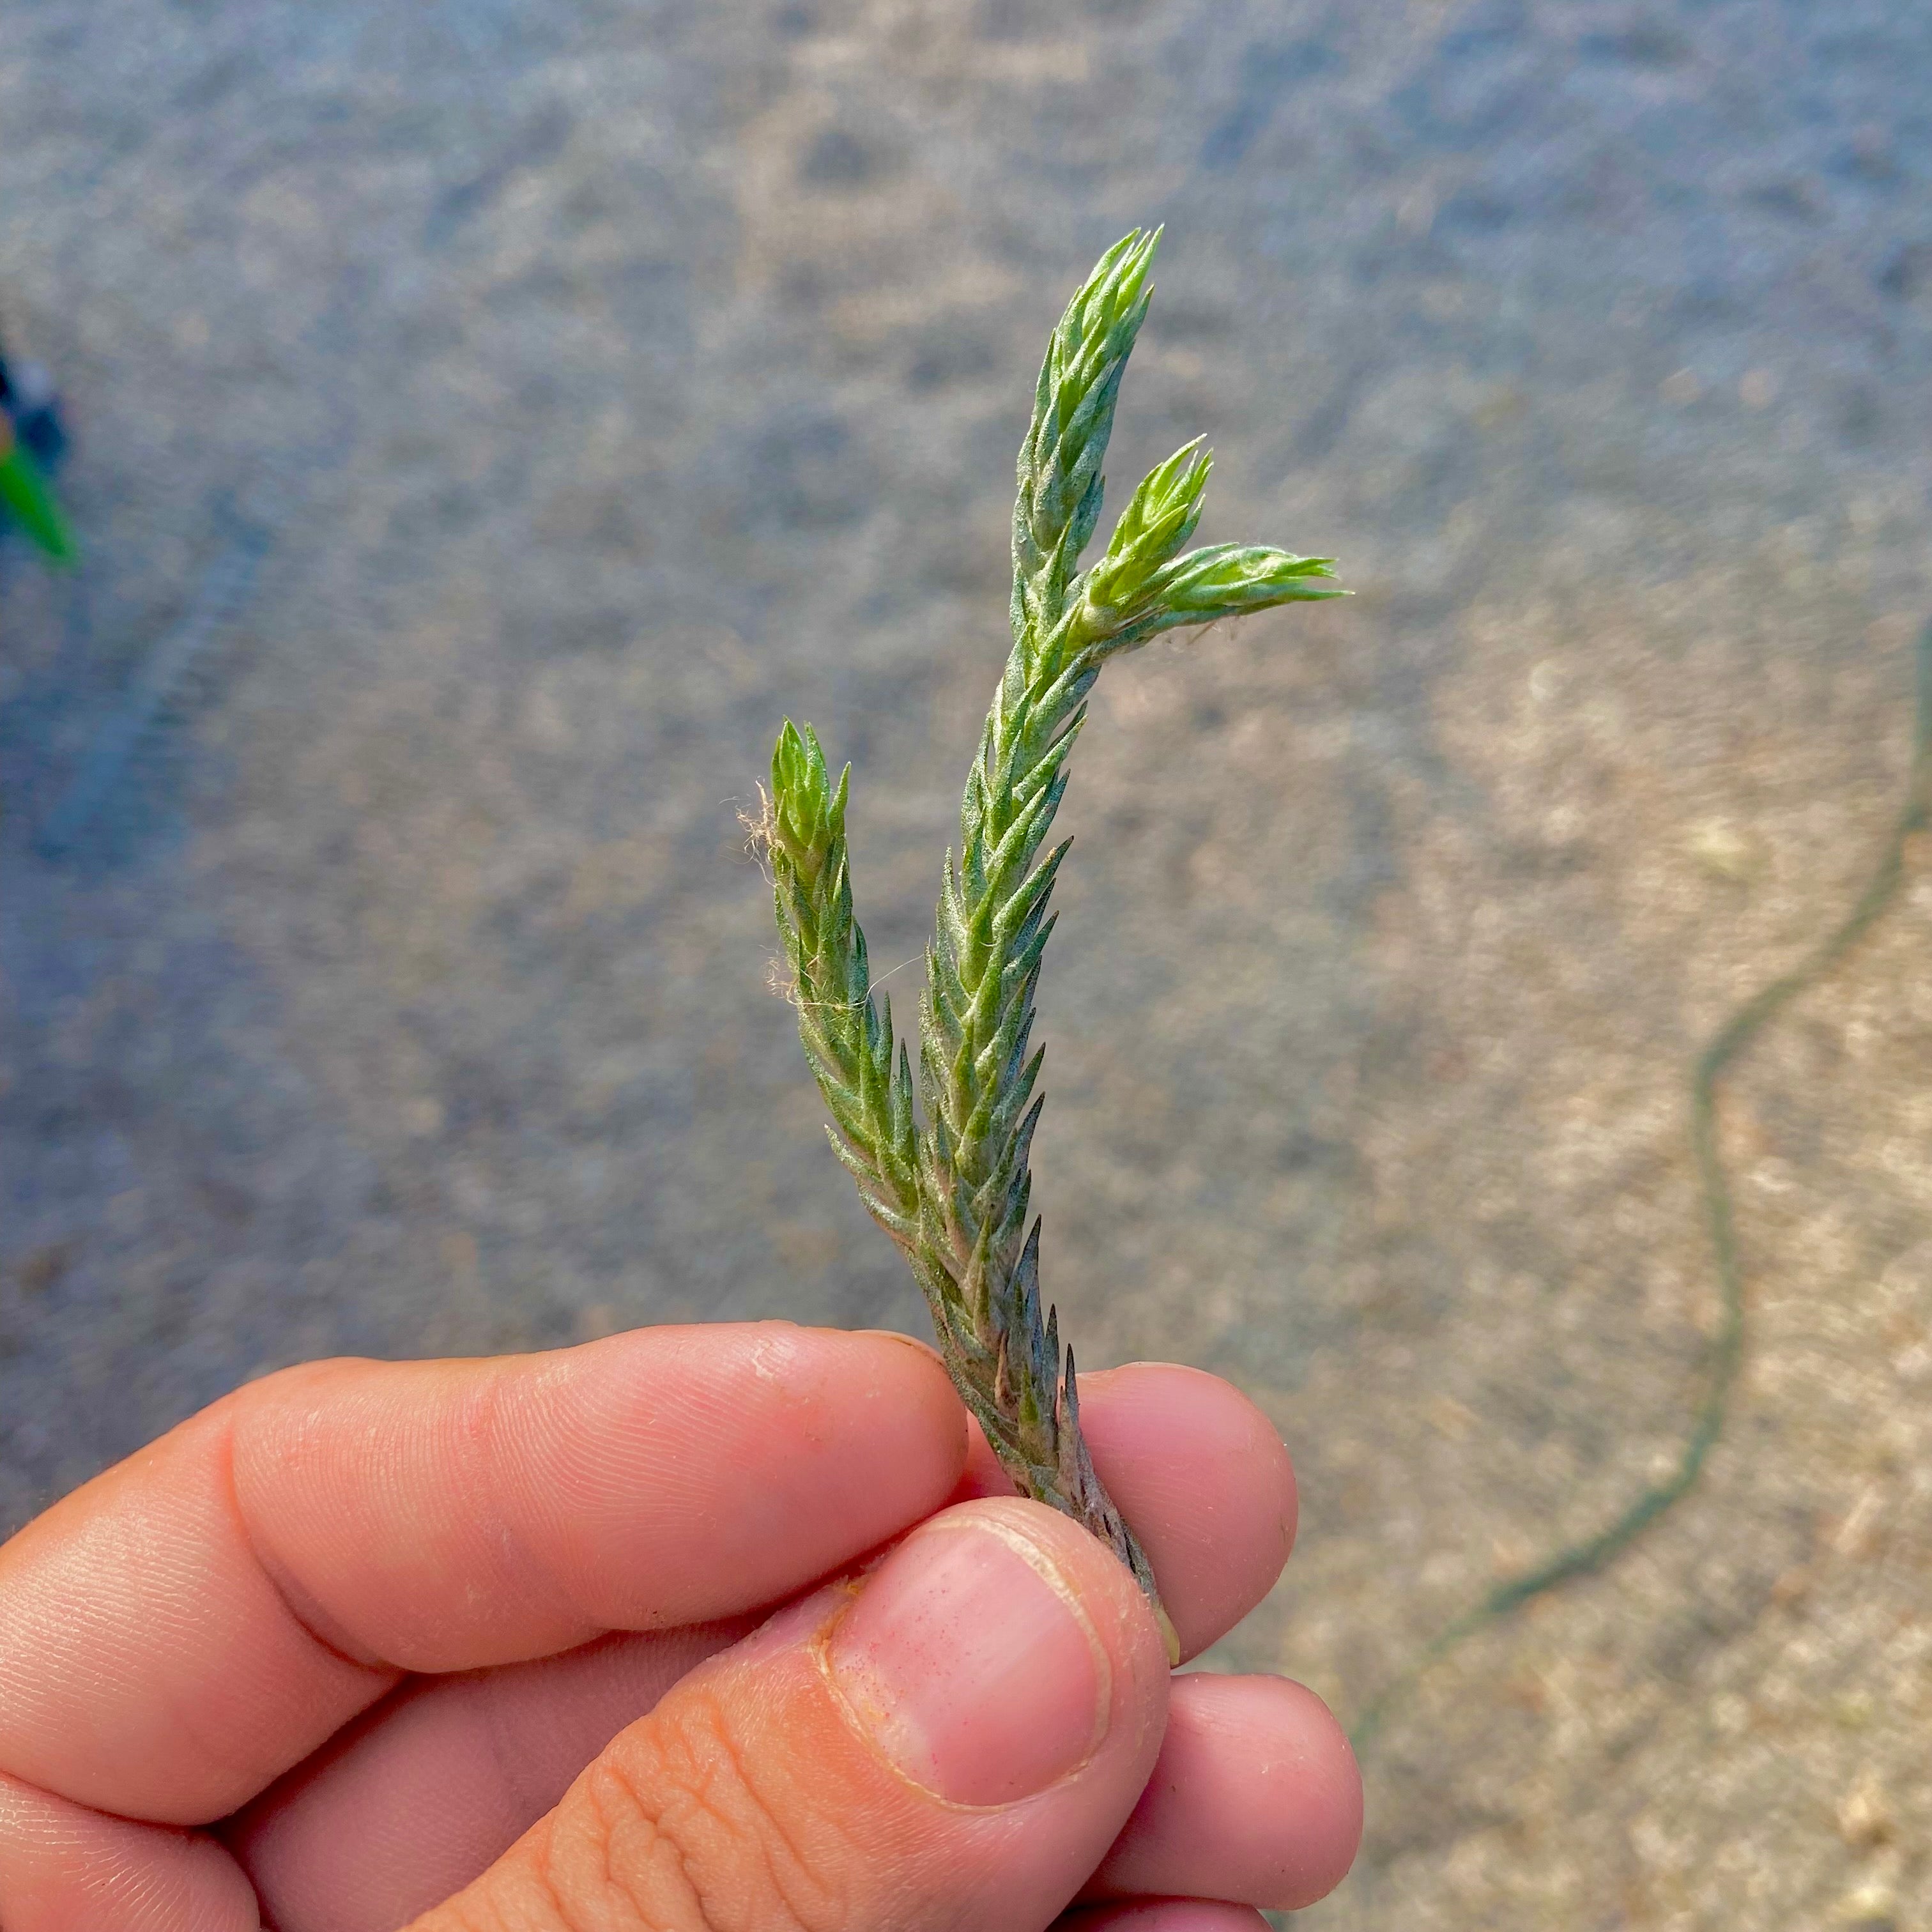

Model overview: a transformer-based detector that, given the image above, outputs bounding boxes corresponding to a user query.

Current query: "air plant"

[762,229,1342,1655]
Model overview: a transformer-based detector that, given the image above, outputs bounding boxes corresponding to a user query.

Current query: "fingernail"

[825,1510,1110,1806]
[854,1328,945,1365]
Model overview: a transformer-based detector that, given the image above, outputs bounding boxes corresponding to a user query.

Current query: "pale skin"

[0,1322,1361,1932]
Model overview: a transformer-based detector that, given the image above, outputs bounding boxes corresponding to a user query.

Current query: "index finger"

[0,1323,965,1827]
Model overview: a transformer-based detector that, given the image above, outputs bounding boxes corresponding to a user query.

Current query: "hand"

[0,1323,1359,1931]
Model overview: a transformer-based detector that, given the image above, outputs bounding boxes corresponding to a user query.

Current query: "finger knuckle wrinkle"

[551,1689,852,1932]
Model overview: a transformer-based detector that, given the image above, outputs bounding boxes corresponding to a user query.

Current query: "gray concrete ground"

[4,1,1932,1922]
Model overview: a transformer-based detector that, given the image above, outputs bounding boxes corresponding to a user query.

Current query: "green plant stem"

[767,230,1342,1656]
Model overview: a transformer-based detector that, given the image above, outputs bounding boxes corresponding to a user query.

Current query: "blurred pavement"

[4,2,1932,1922]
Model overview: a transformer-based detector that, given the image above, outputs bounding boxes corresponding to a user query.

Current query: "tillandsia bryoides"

[762,229,1342,1660]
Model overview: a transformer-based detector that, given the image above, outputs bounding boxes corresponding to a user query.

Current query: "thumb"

[412,1497,1171,1932]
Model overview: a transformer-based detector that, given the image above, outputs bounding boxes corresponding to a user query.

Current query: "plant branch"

[767,229,1344,1660]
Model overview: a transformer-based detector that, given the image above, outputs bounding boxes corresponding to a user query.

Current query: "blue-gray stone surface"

[4,3,1931,1920]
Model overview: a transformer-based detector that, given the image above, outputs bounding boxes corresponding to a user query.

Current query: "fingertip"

[1200,1673,1361,1906]
[501,1320,977,1623]
[1073,1365,1297,1658]
[1096,1673,1361,1912]
[1063,1903,1271,1932]
[758,1322,971,1475]
[0,1772,261,1932]
[852,1326,943,1366]
[230,1321,976,1669]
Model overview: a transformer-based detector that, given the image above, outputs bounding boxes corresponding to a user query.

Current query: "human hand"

[0,1323,1359,1931]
